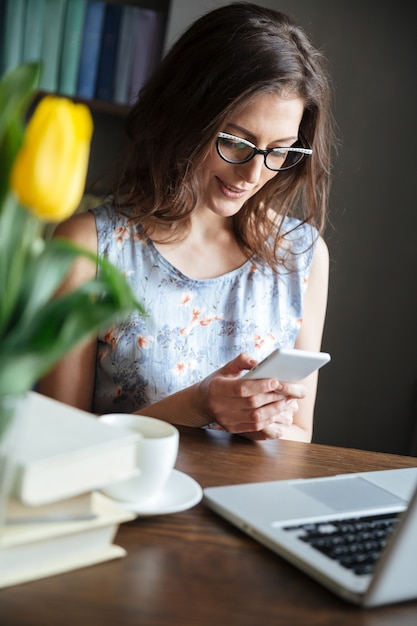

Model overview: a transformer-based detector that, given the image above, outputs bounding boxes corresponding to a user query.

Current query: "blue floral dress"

[91,203,317,415]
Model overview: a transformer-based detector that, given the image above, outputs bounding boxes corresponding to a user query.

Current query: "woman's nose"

[235,154,266,184]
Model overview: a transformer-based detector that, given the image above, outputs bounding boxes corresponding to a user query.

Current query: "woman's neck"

[151,213,249,279]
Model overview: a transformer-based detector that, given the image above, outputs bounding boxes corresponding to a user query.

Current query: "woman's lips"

[217,177,249,199]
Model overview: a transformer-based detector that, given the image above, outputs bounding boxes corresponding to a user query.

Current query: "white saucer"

[113,469,203,517]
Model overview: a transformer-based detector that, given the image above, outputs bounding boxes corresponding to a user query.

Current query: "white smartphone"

[242,347,331,382]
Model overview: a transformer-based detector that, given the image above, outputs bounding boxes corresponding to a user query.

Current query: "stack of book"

[0,391,140,588]
[0,0,167,105]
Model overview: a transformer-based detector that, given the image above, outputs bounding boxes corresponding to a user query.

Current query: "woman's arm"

[38,212,99,411]
[287,235,330,440]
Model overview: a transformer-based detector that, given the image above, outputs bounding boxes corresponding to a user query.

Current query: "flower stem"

[0,193,43,336]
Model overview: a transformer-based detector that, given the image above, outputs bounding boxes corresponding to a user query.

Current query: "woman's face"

[198,92,305,219]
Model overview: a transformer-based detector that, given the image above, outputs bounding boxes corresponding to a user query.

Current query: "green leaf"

[0,63,41,146]
[0,117,25,206]
[7,238,90,336]
[0,64,41,207]
[0,234,146,397]
[0,196,39,335]
[0,289,142,397]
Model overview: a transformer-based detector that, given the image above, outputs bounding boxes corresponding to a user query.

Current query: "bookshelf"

[0,0,175,193]
[82,0,172,191]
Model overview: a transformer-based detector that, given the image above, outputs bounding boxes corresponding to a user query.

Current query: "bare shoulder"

[52,211,98,288]
[53,211,98,255]
[312,235,329,272]
[304,235,329,298]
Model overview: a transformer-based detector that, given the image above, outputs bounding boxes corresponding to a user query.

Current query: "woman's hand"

[198,353,307,437]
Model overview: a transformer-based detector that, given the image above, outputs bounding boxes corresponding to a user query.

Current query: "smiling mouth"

[217,178,249,197]
[224,182,245,192]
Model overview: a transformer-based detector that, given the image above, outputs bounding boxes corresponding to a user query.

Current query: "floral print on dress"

[91,203,317,414]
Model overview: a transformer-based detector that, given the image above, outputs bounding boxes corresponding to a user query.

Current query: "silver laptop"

[204,467,417,607]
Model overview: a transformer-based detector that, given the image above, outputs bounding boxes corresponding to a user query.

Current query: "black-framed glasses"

[216,132,313,171]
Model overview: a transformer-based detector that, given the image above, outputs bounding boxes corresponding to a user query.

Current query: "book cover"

[6,491,95,524]
[143,11,167,85]
[11,391,140,506]
[57,0,87,96]
[1,0,26,74]
[22,0,45,64]
[129,8,167,104]
[113,5,141,105]
[76,0,106,99]
[95,2,122,101]
[0,492,134,588]
[39,0,68,92]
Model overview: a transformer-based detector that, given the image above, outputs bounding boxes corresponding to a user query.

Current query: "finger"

[217,397,297,433]
[276,382,307,399]
[216,406,276,434]
[239,379,307,400]
[217,352,258,378]
[238,377,283,397]
[237,388,298,414]
[272,408,295,427]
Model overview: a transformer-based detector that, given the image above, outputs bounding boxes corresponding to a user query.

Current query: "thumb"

[219,353,257,378]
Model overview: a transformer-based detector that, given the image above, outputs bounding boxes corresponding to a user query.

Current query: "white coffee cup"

[98,414,179,504]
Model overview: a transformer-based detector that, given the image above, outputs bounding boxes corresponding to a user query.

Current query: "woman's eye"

[224,139,246,149]
[269,148,288,160]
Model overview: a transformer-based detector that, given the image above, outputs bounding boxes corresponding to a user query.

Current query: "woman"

[39,3,335,441]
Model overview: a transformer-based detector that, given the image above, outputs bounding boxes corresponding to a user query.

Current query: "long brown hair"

[113,2,335,268]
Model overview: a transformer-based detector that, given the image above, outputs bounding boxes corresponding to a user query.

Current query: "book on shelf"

[1,0,169,107]
[0,0,5,73]
[58,0,87,97]
[0,492,135,589]
[95,2,122,102]
[1,0,26,74]
[129,8,167,104]
[6,491,95,524]
[144,10,167,84]
[10,391,140,506]
[39,0,68,92]
[76,0,106,99]
[113,4,141,105]
[22,0,46,65]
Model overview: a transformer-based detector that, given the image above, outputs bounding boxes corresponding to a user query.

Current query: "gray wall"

[166,1,417,454]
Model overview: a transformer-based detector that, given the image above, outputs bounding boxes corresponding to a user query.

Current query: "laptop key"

[284,512,400,576]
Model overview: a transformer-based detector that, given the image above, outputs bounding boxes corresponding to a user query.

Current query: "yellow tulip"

[10,95,93,222]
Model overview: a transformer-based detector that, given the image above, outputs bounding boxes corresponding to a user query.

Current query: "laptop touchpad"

[294,477,406,512]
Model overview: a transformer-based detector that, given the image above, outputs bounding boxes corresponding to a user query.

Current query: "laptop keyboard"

[284,512,400,576]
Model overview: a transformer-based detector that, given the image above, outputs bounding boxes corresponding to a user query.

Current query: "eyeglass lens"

[217,135,307,170]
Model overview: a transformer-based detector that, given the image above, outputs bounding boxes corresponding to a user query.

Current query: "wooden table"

[2,427,417,626]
